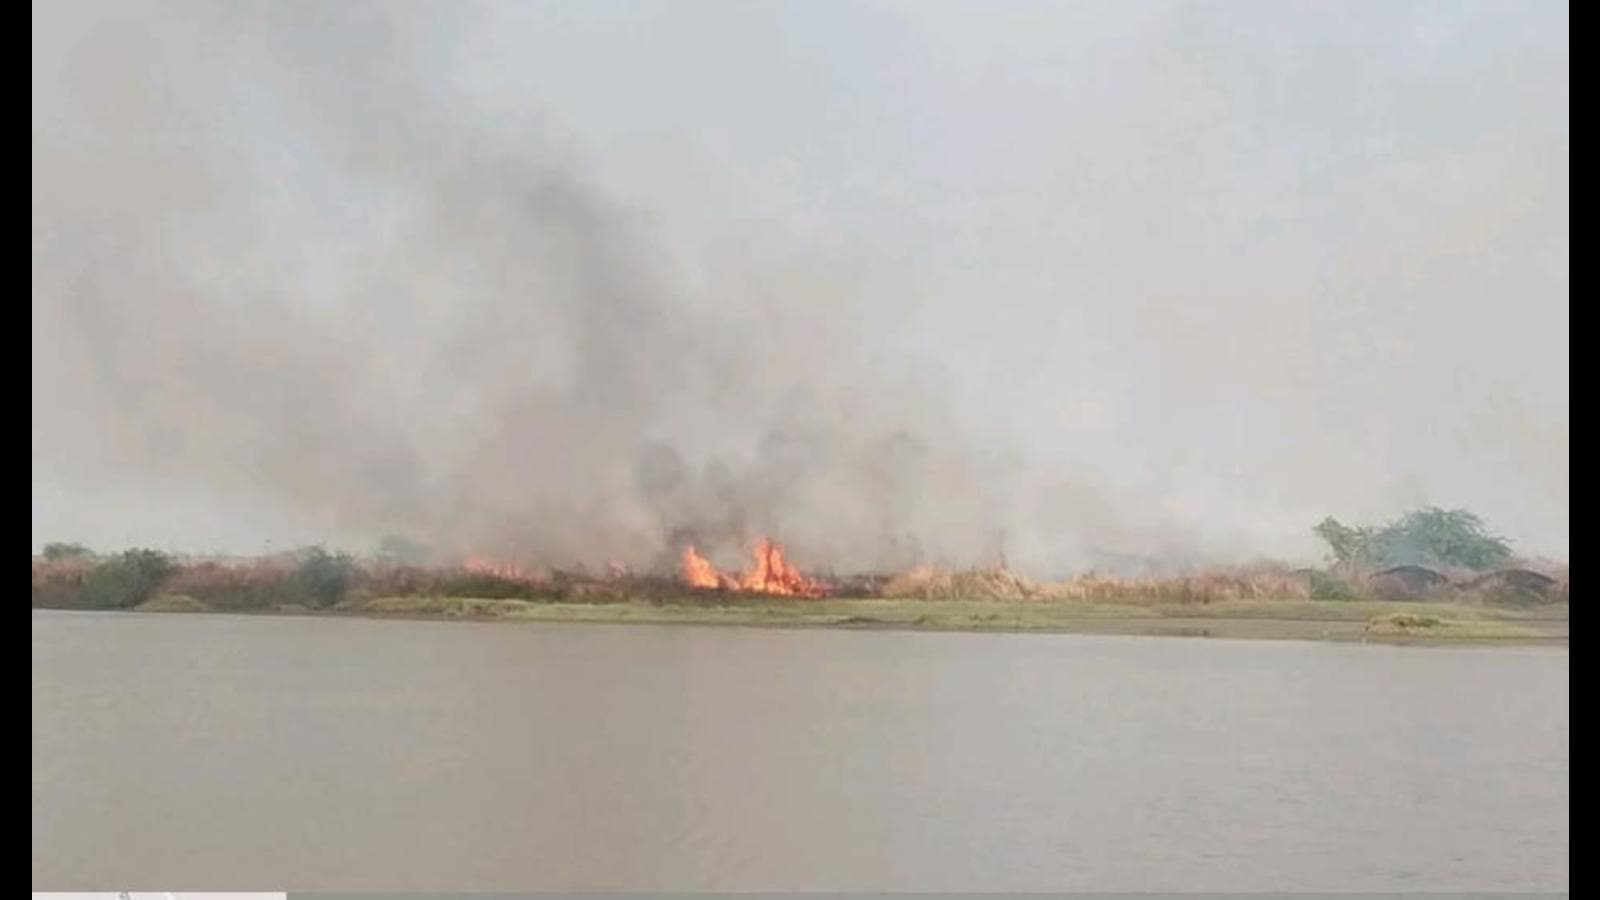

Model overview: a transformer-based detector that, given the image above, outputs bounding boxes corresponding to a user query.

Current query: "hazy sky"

[31,1,1568,569]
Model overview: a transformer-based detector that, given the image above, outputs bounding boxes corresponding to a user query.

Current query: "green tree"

[1312,517,1369,567]
[1313,507,1512,571]
[1369,507,1512,570]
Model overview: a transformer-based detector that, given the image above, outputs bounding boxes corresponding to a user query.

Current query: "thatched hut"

[1367,564,1452,600]
[1461,568,1560,604]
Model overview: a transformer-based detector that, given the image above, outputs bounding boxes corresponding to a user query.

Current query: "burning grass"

[681,539,827,597]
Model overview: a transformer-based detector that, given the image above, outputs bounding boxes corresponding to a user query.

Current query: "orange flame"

[682,545,736,590]
[738,538,825,596]
[681,538,825,597]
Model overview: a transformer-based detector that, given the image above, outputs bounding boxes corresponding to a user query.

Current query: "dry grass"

[163,559,300,610]
[880,563,1311,605]
[31,557,94,602]
[880,566,1036,600]
[1038,567,1311,604]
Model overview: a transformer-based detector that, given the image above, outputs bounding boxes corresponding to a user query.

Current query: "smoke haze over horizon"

[32,1,1568,574]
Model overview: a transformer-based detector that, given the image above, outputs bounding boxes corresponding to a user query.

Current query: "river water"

[32,610,1568,891]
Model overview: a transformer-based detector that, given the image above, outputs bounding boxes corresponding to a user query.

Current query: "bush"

[292,547,356,608]
[78,549,175,609]
[1308,570,1359,601]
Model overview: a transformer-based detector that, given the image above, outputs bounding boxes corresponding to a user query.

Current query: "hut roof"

[1369,564,1450,587]
[1464,568,1557,591]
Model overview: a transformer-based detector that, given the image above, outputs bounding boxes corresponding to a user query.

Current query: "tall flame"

[680,538,825,597]
[681,545,735,590]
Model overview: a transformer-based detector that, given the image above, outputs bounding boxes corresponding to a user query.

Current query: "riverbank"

[127,594,1568,645]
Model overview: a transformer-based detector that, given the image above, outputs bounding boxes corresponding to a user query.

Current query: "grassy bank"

[34,549,1567,645]
[126,594,1562,645]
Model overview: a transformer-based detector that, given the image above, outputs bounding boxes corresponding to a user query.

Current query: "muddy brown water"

[32,610,1567,891]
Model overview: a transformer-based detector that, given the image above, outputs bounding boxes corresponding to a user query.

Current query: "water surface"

[32,610,1568,890]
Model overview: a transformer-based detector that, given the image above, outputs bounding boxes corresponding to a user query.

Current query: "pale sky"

[32,1,1568,569]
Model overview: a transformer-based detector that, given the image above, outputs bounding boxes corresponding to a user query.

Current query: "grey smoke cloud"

[32,0,1568,572]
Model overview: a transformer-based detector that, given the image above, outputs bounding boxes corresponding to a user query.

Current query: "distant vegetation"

[31,545,649,612]
[1314,506,1514,571]
[31,509,1563,615]
[32,548,175,609]
[1306,506,1565,604]
[41,542,92,561]
[289,547,357,607]
[28,555,1563,612]
[34,546,362,611]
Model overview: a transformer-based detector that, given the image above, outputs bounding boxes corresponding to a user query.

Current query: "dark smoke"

[32,0,1150,575]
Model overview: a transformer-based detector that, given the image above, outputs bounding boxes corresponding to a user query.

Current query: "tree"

[1313,507,1513,571]
[1312,517,1369,567]
[42,542,92,561]
[1369,507,1512,570]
